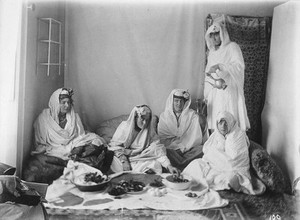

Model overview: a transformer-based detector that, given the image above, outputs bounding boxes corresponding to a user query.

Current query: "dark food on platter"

[108,185,127,196]
[84,172,106,184]
[169,175,189,183]
[108,179,145,196]
[185,192,198,198]
[149,179,164,188]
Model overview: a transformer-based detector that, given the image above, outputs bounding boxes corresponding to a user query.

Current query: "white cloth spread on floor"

[45,161,228,211]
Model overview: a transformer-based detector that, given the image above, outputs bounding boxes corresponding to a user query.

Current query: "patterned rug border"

[46,202,248,220]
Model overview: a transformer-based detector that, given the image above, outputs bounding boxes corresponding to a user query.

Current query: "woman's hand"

[207,64,220,74]
[123,149,132,156]
[119,155,131,171]
[122,160,131,171]
[167,165,180,177]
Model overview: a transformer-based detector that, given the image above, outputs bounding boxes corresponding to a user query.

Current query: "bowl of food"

[73,172,110,192]
[164,175,192,190]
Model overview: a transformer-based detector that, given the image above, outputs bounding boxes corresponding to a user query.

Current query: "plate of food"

[120,179,146,194]
[108,185,128,197]
[108,179,146,196]
[73,172,110,192]
[163,174,192,190]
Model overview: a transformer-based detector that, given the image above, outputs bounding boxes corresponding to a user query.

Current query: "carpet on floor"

[46,202,247,220]
[219,189,300,220]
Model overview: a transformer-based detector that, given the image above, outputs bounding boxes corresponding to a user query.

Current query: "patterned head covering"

[135,105,152,128]
[136,105,151,118]
[173,89,190,101]
[48,88,74,123]
[163,89,191,114]
[59,88,74,102]
[110,104,157,156]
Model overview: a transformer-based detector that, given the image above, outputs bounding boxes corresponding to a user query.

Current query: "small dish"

[73,173,110,192]
[163,175,192,191]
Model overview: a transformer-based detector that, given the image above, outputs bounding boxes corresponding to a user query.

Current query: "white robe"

[109,106,171,174]
[33,88,105,160]
[182,112,265,195]
[204,22,250,131]
[158,89,204,153]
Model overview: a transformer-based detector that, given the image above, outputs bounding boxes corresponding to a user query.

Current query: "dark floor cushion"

[23,154,67,184]
[249,141,290,193]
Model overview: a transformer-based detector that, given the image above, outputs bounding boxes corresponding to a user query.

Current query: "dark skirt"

[166,146,203,171]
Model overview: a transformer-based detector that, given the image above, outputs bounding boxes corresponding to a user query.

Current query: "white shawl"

[158,89,203,153]
[201,111,265,194]
[33,88,105,160]
[109,105,170,167]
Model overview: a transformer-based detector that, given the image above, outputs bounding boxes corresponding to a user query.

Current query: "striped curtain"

[206,14,272,144]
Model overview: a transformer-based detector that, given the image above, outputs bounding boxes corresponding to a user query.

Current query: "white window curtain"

[0,0,23,166]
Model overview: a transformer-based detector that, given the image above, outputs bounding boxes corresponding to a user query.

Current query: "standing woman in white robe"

[204,21,250,132]
[182,111,265,195]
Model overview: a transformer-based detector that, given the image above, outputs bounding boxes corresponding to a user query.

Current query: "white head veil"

[205,21,231,51]
[110,105,158,155]
[48,88,74,124]
[164,89,191,116]
[216,111,237,135]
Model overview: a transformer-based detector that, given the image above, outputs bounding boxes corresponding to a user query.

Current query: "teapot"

[205,73,227,90]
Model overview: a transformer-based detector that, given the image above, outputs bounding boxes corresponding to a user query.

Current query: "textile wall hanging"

[206,14,272,144]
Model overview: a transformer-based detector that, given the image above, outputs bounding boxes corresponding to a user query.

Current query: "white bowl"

[163,175,192,191]
[73,173,110,192]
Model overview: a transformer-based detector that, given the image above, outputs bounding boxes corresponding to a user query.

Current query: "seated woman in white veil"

[33,88,106,159]
[24,88,113,184]
[182,111,265,195]
[109,105,179,175]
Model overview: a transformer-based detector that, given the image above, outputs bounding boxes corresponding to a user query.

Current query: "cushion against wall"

[249,140,290,193]
[0,162,16,175]
[96,115,159,144]
[96,115,129,144]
